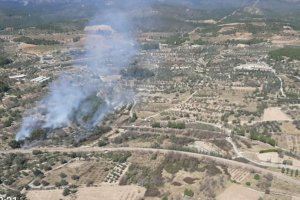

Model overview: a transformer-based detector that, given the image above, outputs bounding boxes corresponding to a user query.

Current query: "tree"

[281,168,285,173]
[33,169,44,177]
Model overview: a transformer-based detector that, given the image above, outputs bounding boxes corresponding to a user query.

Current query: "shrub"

[151,122,161,128]
[8,140,22,149]
[32,150,43,155]
[60,173,67,179]
[33,169,44,177]
[121,66,154,80]
[63,188,71,196]
[184,189,194,197]
[60,179,68,186]
[98,139,108,147]
[254,174,260,180]
[32,180,41,186]
[3,117,14,127]
[145,187,160,197]
[43,165,52,171]
[41,180,49,186]
[0,81,10,92]
[259,149,280,154]
[29,129,47,140]
[162,196,168,200]
[130,113,138,122]
[141,43,159,50]
[0,56,12,66]
[283,160,293,165]
[106,152,132,163]
[86,180,94,187]
[167,121,185,129]
[71,175,80,180]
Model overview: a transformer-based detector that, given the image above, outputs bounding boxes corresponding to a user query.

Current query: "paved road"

[1,146,300,185]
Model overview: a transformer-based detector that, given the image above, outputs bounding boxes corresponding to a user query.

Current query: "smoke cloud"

[16,2,140,140]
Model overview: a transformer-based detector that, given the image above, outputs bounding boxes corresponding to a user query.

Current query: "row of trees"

[281,168,299,177]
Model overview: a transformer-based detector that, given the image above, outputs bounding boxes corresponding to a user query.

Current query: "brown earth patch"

[183,177,199,184]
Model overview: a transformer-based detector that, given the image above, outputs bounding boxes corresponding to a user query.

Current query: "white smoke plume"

[16,3,140,140]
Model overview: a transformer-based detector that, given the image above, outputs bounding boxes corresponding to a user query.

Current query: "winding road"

[1,146,300,185]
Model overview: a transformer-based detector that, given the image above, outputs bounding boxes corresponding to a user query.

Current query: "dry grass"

[262,107,292,122]
[27,185,145,200]
[43,160,112,186]
[27,189,71,200]
[217,184,262,200]
[76,185,145,200]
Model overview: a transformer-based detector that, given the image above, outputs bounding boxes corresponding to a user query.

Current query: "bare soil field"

[76,185,145,200]
[43,160,112,186]
[262,107,292,122]
[189,140,223,154]
[217,184,263,200]
[257,152,282,163]
[281,122,300,135]
[27,189,72,200]
[258,152,300,168]
[271,35,300,46]
[18,43,59,55]
[228,167,250,183]
[162,169,204,199]
[274,134,300,153]
[27,185,145,200]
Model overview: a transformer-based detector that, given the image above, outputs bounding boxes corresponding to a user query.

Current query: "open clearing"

[257,152,300,168]
[76,185,145,200]
[262,107,292,122]
[27,185,145,200]
[217,184,262,200]
[27,189,71,200]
